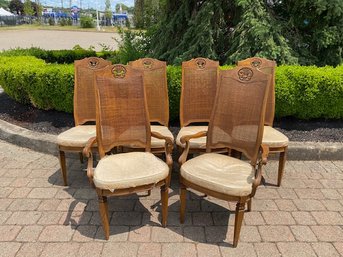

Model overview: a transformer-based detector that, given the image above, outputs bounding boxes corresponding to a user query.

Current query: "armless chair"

[237,57,289,186]
[176,57,219,154]
[129,58,174,153]
[179,66,271,247]
[57,57,111,186]
[83,64,173,239]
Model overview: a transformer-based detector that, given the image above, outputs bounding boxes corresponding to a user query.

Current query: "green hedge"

[0,56,74,113]
[0,56,342,120]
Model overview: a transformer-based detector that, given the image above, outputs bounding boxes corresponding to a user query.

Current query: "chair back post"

[237,57,276,126]
[129,58,169,126]
[93,64,151,158]
[74,57,111,126]
[180,57,219,127]
[206,66,271,165]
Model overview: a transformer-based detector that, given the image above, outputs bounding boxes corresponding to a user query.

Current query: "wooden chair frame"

[237,57,287,186]
[58,57,111,185]
[83,64,173,239]
[178,67,271,247]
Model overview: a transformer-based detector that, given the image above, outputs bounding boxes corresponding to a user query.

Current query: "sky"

[42,0,134,11]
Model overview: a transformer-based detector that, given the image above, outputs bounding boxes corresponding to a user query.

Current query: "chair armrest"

[151,131,174,167]
[82,136,97,187]
[178,131,207,165]
[259,144,269,165]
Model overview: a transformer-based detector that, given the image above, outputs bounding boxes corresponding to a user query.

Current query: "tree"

[0,0,9,9]
[104,0,112,26]
[23,0,34,16]
[9,0,24,15]
[133,0,166,29]
[148,0,343,66]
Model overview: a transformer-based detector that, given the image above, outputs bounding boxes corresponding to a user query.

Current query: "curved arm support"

[178,131,207,165]
[251,144,270,196]
[82,136,97,187]
[151,131,174,167]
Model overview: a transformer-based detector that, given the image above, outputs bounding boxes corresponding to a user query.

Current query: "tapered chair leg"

[233,199,246,247]
[247,199,252,212]
[160,185,169,227]
[79,152,84,164]
[180,185,187,223]
[277,147,288,187]
[98,195,110,240]
[58,150,67,186]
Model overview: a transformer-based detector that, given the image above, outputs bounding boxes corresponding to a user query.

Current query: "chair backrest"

[93,64,151,158]
[74,57,111,126]
[206,66,271,165]
[180,57,219,127]
[129,58,169,126]
[237,57,276,126]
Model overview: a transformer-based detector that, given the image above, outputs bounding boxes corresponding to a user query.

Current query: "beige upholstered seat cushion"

[181,153,255,197]
[151,125,174,148]
[262,126,289,148]
[176,126,208,149]
[57,125,96,148]
[94,152,169,191]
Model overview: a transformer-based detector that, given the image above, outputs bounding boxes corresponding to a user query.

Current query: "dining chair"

[83,64,173,239]
[237,57,289,186]
[57,57,111,186]
[129,58,174,153]
[179,66,271,247]
[176,57,219,154]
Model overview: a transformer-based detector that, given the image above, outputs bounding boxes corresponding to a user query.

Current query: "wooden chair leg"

[79,152,84,164]
[147,190,151,196]
[98,195,110,240]
[247,199,252,212]
[58,150,67,186]
[160,185,169,227]
[277,147,288,187]
[180,185,187,223]
[233,199,246,247]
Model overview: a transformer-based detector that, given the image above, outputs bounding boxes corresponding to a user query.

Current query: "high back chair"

[129,58,174,153]
[179,66,271,247]
[83,64,173,240]
[237,57,289,186]
[57,57,111,186]
[176,57,219,153]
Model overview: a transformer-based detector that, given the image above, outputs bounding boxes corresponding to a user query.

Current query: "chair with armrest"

[176,57,220,154]
[179,66,271,247]
[83,64,173,239]
[57,57,111,186]
[237,57,289,186]
[129,58,174,153]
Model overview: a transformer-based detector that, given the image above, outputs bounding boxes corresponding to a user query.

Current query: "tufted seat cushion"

[57,125,96,148]
[151,125,174,148]
[176,126,208,149]
[93,152,169,191]
[181,153,255,197]
[262,126,289,148]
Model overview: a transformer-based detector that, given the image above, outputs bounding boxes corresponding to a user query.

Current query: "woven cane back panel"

[74,57,111,125]
[206,67,271,164]
[94,65,151,156]
[180,58,219,127]
[129,58,169,126]
[237,57,276,126]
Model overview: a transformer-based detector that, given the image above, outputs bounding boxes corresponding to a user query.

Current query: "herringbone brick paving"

[0,139,343,256]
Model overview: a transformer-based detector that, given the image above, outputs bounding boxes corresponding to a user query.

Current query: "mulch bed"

[0,91,342,142]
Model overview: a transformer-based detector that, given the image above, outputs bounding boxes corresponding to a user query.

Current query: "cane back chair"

[176,57,219,154]
[179,66,271,247]
[129,58,174,153]
[57,57,111,186]
[83,64,173,239]
[237,57,289,186]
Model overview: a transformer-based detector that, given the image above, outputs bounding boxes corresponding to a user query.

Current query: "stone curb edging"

[0,119,342,160]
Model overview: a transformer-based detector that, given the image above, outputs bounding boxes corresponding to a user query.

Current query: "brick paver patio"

[0,139,342,256]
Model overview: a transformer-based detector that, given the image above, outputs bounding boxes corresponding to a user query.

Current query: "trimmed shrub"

[0,56,74,113]
[0,56,342,120]
[80,16,95,28]
[0,47,97,64]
